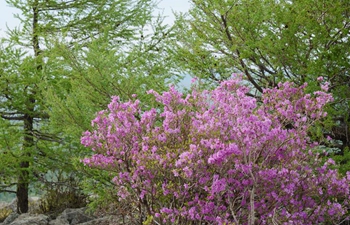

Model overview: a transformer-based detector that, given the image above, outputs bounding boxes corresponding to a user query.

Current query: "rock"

[3,197,40,214]
[6,199,16,212]
[2,212,19,225]
[1,207,120,225]
[49,208,95,225]
[78,215,122,225]
[8,214,48,225]
[0,202,8,209]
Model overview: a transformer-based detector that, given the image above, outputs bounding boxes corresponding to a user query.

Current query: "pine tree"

[171,0,350,154]
[0,0,177,213]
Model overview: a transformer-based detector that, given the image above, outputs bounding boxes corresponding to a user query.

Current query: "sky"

[0,0,191,38]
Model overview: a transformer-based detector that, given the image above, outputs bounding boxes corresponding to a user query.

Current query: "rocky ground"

[1,208,123,225]
[0,199,124,225]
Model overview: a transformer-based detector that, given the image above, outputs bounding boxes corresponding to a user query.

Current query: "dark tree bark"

[16,0,41,213]
[16,162,29,214]
[16,102,35,213]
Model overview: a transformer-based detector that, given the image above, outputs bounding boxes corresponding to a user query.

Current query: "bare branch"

[1,114,25,120]
[0,189,17,194]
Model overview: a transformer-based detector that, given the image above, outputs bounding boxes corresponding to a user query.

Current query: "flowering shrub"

[81,75,349,224]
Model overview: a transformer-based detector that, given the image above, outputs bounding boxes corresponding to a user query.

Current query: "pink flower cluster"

[82,75,349,224]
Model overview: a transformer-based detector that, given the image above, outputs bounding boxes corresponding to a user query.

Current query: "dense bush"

[82,75,349,224]
[36,175,87,218]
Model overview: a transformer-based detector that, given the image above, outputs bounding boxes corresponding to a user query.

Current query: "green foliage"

[171,0,350,171]
[44,17,180,137]
[332,147,350,175]
[143,215,154,225]
[75,161,134,222]
[39,3,181,216]
[1,0,177,213]
[172,0,349,87]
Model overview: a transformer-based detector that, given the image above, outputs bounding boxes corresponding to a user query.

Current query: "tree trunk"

[16,1,42,213]
[16,161,29,214]
[17,111,34,214]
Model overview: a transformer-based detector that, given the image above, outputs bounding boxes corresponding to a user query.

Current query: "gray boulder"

[8,214,48,225]
[1,212,19,225]
[49,208,95,225]
[0,207,123,225]
[78,215,122,225]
